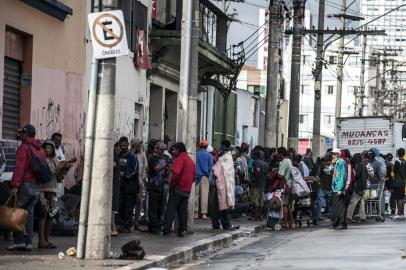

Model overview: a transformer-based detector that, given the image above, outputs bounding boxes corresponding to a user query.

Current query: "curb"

[116,224,266,270]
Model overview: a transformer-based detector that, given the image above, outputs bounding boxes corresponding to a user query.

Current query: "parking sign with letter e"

[88,10,128,59]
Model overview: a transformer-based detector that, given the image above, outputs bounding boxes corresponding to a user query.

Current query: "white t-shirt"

[56,146,65,161]
[55,146,65,197]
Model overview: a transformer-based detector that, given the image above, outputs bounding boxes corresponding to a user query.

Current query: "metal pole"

[288,0,304,150]
[373,54,380,116]
[77,0,99,259]
[178,0,194,143]
[358,32,366,117]
[312,0,325,158]
[76,57,98,259]
[186,0,199,232]
[85,0,117,260]
[264,0,280,148]
[335,0,346,122]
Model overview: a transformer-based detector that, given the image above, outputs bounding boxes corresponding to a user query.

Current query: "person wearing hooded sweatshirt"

[368,148,387,215]
[8,124,46,251]
[329,148,347,230]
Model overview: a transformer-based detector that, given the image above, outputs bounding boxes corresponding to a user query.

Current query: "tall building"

[360,0,406,51]
[255,6,368,152]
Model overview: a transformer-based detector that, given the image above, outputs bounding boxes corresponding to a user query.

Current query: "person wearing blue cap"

[8,124,46,251]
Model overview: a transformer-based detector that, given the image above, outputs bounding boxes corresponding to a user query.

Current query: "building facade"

[0,0,86,186]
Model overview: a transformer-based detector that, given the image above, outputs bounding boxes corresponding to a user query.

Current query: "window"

[301,84,309,95]
[299,114,306,124]
[302,55,307,65]
[369,86,376,97]
[324,115,333,126]
[328,55,335,64]
[327,85,334,95]
[120,0,148,51]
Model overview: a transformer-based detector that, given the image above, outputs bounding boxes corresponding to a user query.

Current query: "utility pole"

[178,0,193,143]
[264,0,280,147]
[84,0,117,260]
[77,1,99,259]
[186,0,199,232]
[357,32,367,117]
[288,0,304,150]
[335,0,346,121]
[374,54,381,116]
[311,0,325,158]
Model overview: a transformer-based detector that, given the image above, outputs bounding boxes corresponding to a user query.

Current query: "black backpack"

[28,145,52,184]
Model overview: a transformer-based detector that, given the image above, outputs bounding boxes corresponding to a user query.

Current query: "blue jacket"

[196,149,213,184]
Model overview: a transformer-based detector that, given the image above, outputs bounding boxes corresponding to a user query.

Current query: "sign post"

[88,10,128,59]
[79,6,126,260]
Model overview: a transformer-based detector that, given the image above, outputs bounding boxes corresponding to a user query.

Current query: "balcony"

[150,0,244,97]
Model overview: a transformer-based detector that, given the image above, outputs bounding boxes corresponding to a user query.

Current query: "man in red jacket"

[162,142,196,237]
[8,124,46,251]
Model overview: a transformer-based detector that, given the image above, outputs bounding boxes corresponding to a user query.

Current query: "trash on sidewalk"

[66,247,77,257]
[119,239,146,260]
[58,252,65,260]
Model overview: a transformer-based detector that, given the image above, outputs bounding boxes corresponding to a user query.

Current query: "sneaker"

[393,215,401,220]
[7,243,27,251]
[399,215,405,220]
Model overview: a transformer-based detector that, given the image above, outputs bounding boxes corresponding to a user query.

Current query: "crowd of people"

[2,123,406,252]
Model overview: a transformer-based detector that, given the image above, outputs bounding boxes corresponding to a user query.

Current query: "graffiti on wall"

[32,98,62,139]
[114,112,135,142]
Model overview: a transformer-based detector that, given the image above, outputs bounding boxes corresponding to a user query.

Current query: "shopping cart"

[364,181,386,222]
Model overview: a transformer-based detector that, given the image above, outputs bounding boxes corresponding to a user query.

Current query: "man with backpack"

[392,148,406,220]
[8,124,46,251]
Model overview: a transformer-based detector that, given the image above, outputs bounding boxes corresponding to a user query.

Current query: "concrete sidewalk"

[0,218,265,270]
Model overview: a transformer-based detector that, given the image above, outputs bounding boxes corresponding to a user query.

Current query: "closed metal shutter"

[2,57,21,139]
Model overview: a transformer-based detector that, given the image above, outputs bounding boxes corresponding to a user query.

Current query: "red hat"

[200,140,209,147]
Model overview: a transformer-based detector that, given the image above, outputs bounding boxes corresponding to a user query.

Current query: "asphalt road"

[171,219,406,270]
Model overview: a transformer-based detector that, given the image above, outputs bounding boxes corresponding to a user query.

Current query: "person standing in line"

[346,153,368,223]
[250,150,268,221]
[112,145,121,236]
[37,140,73,248]
[276,147,294,228]
[130,138,148,232]
[118,136,139,233]
[8,125,44,251]
[51,132,65,197]
[303,149,315,174]
[392,148,406,220]
[163,142,196,237]
[329,148,347,230]
[210,140,239,231]
[195,140,213,219]
[147,141,170,234]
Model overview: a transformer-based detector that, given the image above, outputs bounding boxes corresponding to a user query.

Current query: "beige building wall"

[0,0,86,187]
